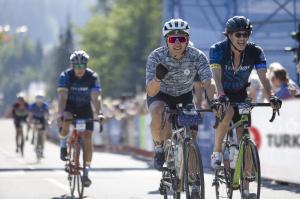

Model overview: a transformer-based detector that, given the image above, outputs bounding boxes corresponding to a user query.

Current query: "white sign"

[251,99,300,184]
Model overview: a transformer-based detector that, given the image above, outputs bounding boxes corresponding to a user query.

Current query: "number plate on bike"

[178,111,202,126]
[75,120,86,131]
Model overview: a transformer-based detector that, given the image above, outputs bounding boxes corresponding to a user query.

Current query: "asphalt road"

[0,119,299,199]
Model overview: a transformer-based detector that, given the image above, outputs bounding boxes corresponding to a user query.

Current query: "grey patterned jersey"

[146,46,212,96]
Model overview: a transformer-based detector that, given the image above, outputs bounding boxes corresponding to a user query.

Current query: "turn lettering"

[267,134,300,148]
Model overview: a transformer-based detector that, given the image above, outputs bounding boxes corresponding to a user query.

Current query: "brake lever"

[99,124,103,133]
[269,109,276,122]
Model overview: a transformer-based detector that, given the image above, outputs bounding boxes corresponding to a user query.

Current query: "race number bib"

[75,120,86,131]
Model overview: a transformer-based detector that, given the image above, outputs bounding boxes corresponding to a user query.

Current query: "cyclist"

[209,16,282,198]
[146,18,214,172]
[57,50,103,187]
[12,94,29,155]
[28,94,49,157]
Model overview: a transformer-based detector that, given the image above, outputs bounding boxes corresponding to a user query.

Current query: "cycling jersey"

[29,102,49,119]
[12,102,29,128]
[209,39,267,93]
[58,68,101,108]
[12,103,29,118]
[146,46,212,96]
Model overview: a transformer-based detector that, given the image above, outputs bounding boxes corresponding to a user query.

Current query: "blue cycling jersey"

[58,68,101,108]
[29,102,49,119]
[209,39,267,93]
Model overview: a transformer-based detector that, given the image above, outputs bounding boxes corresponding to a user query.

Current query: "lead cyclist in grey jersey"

[146,18,215,171]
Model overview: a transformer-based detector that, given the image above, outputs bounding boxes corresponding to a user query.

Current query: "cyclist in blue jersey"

[57,50,103,187]
[28,94,49,157]
[209,16,282,199]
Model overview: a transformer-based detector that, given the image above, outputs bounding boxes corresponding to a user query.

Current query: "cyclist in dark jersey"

[209,16,282,199]
[57,50,103,187]
[12,95,29,155]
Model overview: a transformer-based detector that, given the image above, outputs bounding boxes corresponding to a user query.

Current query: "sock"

[84,163,91,176]
[59,135,67,148]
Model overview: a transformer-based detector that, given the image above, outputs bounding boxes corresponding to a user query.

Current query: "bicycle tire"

[240,140,261,199]
[78,139,85,199]
[36,131,43,162]
[183,139,205,199]
[68,144,76,197]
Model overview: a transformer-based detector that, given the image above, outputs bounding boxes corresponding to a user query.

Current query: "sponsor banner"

[197,112,215,169]
[251,99,300,184]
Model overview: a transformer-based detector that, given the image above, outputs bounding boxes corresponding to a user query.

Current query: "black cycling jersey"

[209,39,267,94]
[12,102,29,128]
[58,68,101,109]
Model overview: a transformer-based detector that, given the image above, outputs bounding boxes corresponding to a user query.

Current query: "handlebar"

[229,102,279,122]
[160,106,212,130]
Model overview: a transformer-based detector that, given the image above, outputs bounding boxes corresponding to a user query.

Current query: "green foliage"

[80,0,162,97]
[44,22,74,99]
[0,36,43,115]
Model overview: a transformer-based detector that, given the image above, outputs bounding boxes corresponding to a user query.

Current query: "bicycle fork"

[232,140,244,189]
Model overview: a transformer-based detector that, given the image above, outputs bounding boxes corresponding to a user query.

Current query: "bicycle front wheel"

[36,131,43,162]
[77,140,85,199]
[67,144,76,197]
[183,140,205,199]
[240,140,261,199]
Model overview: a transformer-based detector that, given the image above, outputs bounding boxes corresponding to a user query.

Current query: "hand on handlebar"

[269,95,282,110]
[97,113,105,133]
[211,95,230,120]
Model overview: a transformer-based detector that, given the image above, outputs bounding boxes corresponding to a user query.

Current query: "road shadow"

[148,190,160,195]
[0,167,152,172]
[52,194,90,199]
[261,179,300,194]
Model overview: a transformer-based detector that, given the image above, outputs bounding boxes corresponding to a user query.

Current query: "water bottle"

[229,146,239,169]
[175,145,183,174]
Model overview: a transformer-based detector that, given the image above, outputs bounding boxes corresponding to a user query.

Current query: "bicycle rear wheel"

[240,140,261,199]
[183,140,205,199]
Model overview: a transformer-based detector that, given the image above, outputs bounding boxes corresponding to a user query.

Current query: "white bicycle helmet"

[162,18,190,37]
[70,50,89,65]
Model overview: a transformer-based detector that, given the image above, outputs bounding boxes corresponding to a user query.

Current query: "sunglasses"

[168,36,187,43]
[234,32,249,38]
[73,64,86,69]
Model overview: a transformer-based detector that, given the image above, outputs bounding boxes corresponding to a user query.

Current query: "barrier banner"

[197,112,215,169]
[251,99,300,184]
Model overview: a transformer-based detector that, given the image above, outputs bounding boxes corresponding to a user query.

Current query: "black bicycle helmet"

[70,50,89,65]
[224,16,252,34]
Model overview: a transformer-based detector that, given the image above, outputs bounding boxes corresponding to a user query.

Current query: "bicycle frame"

[226,102,276,189]
[160,105,209,194]
[67,128,82,175]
